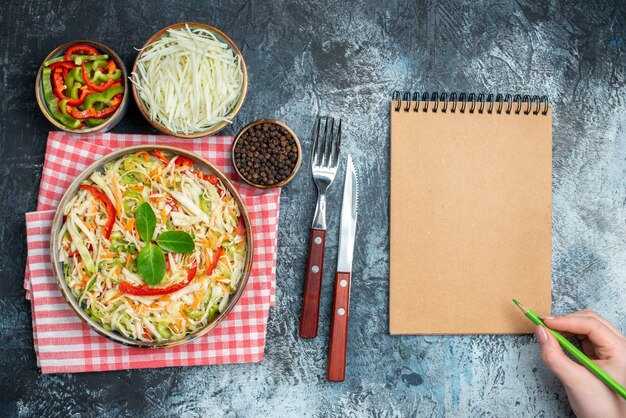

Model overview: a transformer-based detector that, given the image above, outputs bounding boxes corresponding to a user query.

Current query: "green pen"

[513,299,626,400]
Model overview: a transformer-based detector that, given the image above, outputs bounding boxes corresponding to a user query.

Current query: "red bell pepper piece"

[207,247,224,275]
[195,171,219,185]
[64,44,99,61]
[106,59,117,74]
[51,68,92,106]
[67,98,121,120]
[109,93,122,107]
[165,197,179,212]
[48,61,76,70]
[82,61,115,92]
[119,255,211,296]
[51,68,67,99]
[235,216,245,236]
[152,150,170,165]
[142,328,153,340]
[80,184,116,239]
[174,155,194,168]
[67,89,92,107]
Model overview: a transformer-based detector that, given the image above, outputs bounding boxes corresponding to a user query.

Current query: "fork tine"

[323,117,334,167]
[327,117,337,167]
[331,118,341,168]
[319,117,329,167]
[311,117,321,167]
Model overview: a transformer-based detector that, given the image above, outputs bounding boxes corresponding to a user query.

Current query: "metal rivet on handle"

[338,308,345,316]
[314,237,322,244]
[340,280,348,287]
[311,265,319,273]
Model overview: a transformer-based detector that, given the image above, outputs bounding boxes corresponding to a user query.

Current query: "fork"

[300,116,342,338]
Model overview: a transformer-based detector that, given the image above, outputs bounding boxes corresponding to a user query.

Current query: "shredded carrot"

[219,283,230,294]
[149,166,160,177]
[211,275,226,285]
[115,266,122,275]
[237,240,245,250]
[190,290,203,310]
[126,218,138,239]
[110,292,124,301]
[100,252,115,259]
[134,151,150,161]
[126,255,133,269]
[161,208,167,224]
[111,177,123,218]
[180,308,190,319]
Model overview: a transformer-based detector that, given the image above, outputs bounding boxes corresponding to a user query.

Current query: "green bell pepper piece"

[43,54,109,67]
[122,189,143,214]
[72,54,109,65]
[122,154,154,170]
[82,85,124,110]
[199,195,211,213]
[66,67,84,85]
[86,59,109,72]
[84,118,108,127]
[41,68,81,129]
[69,82,82,99]
[184,309,204,321]
[207,305,220,322]
[157,322,173,339]
[59,99,69,116]
[93,69,122,83]
[110,231,128,253]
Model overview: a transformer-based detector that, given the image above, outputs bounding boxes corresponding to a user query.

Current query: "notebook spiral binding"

[392,91,549,116]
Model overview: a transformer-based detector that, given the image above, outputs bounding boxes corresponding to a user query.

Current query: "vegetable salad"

[59,151,247,342]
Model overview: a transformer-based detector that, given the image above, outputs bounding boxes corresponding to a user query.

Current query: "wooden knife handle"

[327,271,351,382]
[299,228,326,338]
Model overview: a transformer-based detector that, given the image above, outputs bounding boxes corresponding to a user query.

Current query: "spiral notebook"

[389,92,552,334]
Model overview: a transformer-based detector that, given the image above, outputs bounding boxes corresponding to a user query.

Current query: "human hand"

[536,309,626,418]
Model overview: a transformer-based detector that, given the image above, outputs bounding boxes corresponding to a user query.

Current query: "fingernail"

[535,326,547,344]
[541,316,555,320]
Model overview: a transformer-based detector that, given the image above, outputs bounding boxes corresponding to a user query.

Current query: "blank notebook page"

[389,100,552,334]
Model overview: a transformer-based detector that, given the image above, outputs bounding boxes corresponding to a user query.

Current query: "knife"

[327,154,359,382]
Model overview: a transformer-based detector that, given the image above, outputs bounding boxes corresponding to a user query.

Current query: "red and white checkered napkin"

[24,131,280,373]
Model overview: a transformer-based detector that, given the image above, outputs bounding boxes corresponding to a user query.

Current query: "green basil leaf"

[135,202,156,243]
[136,243,166,285]
[157,230,195,254]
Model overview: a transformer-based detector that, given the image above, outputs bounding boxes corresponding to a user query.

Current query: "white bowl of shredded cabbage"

[131,23,247,138]
[50,145,254,348]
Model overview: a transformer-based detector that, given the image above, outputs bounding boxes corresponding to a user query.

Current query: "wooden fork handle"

[299,228,326,338]
[327,271,351,382]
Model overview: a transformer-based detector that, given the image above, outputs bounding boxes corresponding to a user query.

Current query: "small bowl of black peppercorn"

[232,120,302,189]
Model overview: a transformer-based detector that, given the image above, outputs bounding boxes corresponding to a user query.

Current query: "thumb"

[535,325,587,386]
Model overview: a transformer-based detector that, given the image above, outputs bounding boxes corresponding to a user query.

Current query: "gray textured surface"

[1,0,625,416]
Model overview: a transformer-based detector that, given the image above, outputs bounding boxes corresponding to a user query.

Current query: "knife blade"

[336,154,359,273]
[327,154,359,382]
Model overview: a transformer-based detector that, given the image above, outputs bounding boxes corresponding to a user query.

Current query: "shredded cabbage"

[131,25,244,135]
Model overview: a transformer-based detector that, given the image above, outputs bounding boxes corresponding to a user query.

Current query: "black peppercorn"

[234,122,299,187]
